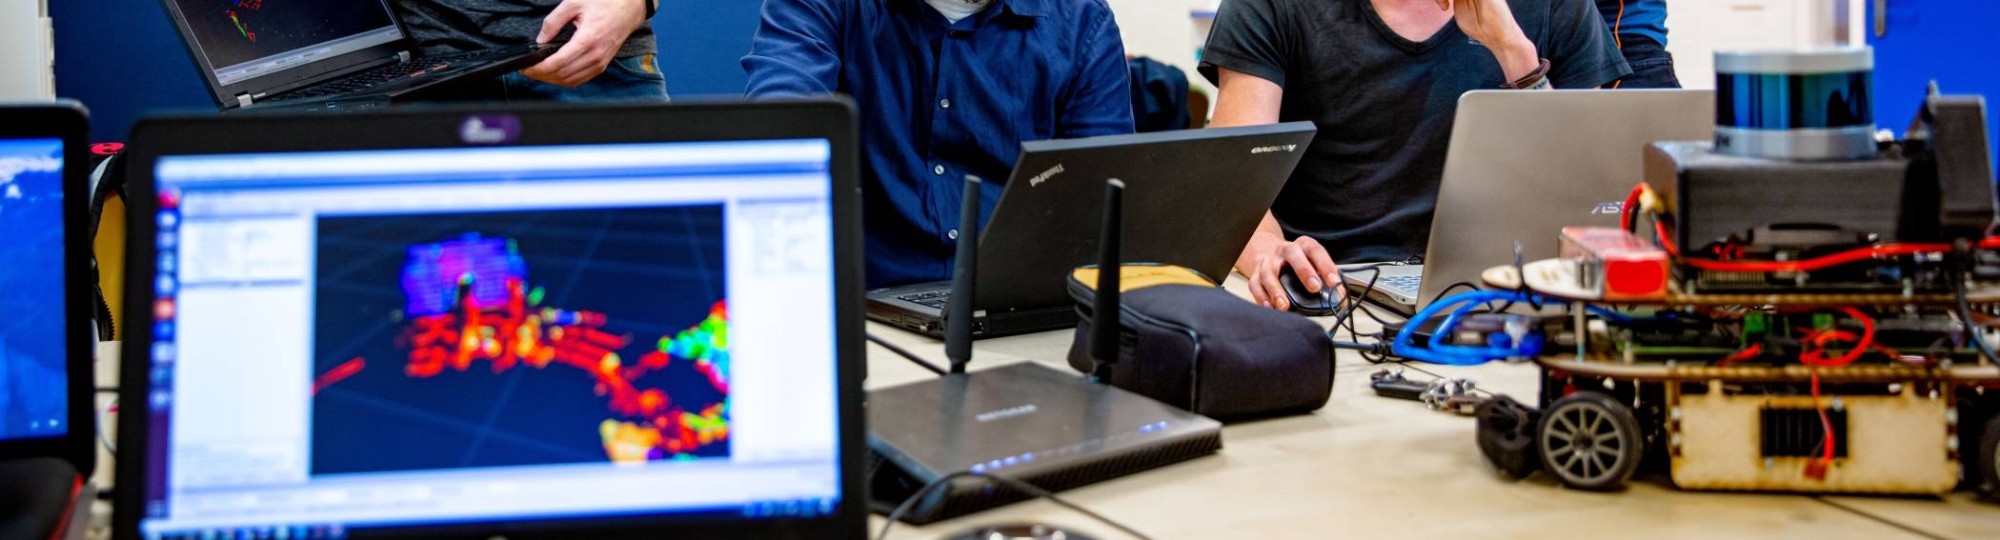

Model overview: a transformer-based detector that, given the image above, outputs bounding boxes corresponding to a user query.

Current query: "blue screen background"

[0,138,68,442]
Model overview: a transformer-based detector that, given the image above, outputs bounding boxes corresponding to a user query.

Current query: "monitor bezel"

[0,102,99,477]
[152,0,413,108]
[115,99,865,540]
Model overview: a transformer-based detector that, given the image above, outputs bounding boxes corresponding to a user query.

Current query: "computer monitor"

[0,103,95,475]
[116,102,865,540]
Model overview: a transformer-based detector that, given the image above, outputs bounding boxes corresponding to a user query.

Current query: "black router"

[867,177,1224,524]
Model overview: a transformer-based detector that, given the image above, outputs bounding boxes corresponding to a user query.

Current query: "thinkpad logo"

[975,404,1039,422]
[1028,164,1065,187]
[1591,201,1624,215]
[1251,145,1297,154]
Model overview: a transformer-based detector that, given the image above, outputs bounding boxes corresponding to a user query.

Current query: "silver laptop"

[1344,89,1714,314]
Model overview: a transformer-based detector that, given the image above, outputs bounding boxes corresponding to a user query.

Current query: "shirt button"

[933,165,946,175]
[948,229,960,240]
[940,99,952,109]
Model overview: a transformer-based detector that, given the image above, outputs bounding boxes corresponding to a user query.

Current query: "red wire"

[1620,182,1644,233]
[1799,307,1875,368]
[1810,371,1835,475]
[1654,223,2000,274]
[1610,0,1626,89]
[1716,343,1764,367]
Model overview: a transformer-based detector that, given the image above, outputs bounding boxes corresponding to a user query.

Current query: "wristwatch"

[1502,58,1551,90]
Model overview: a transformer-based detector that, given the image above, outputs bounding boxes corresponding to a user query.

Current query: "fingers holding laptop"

[523,0,648,87]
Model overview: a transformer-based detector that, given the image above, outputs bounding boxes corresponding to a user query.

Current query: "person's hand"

[1438,0,1539,81]
[521,0,649,87]
[1235,233,1344,312]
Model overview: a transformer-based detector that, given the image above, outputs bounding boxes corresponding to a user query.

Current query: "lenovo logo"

[1028,164,1065,187]
[975,404,1039,422]
[1251,144,1297,154]
[459,114,521,145]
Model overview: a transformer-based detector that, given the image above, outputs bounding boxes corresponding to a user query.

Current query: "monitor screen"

[139,139,841,538]
[166,0,403,87]
[0,138,68,444]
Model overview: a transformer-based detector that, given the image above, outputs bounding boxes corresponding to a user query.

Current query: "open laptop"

[1343,89,1715,314]
[115,101,867,539]
[0,103,97,539]
[156,0,557,112]
[868,122,1317,338]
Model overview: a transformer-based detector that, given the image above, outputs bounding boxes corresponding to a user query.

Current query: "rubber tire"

[1476,395,1541,479]
[1537,391,1644,491]
[1979,413,2000,500]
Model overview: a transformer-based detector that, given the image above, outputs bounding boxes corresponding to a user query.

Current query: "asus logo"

[975,404,1039,422]
[459,114,521,145]
[1591,201,1625,215]
[1251,145,1297,154]
[1028,164,1065,187]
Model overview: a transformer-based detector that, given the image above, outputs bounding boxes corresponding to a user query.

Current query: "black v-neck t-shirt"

[1200,0,1628,263]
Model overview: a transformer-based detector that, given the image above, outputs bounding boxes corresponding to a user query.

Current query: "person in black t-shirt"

[394,0,666,102]
[1201,0,1628,311]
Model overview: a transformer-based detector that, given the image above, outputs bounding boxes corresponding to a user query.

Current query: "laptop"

[156,0,557,112]
[114,101,867,539]
[1343,89,1715,315]
[868,122,1317,338]
[0,103,98,536]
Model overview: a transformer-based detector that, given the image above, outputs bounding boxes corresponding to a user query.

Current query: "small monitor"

[0,102,94,474]
[160,0,404,87]
[119,104,862,539]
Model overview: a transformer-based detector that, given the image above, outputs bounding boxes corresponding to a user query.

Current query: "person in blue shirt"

[1596,0,1677,88]
[743,0,1136,288]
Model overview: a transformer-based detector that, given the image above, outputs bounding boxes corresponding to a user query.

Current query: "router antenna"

[1090,179,1125,381]
[945,175,982,373]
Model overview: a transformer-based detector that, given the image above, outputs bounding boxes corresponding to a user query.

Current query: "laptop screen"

[167,0,404,87]
[0,138,68,444]
[139,139,841,537]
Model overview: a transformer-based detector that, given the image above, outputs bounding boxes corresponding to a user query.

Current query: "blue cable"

[1389,289,1634,365]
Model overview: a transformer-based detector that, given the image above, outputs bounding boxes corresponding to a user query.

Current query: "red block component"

[1560,227,1669,302]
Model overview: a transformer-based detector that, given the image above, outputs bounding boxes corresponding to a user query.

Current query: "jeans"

[1613,37,1680,89]
[495,53,670,103]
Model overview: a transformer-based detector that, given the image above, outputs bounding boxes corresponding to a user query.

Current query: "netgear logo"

[975,404,1039,422]
[1251,145,1297,154]
[1028,164,1065,187]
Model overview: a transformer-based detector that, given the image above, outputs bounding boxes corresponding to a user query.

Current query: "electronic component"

[1560,227,1668,302]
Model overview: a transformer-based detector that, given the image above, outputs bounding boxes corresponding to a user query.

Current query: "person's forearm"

[1488,33,1540,82]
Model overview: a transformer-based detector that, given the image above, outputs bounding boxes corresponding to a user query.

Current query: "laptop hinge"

[397,51,413,63]
[235,93,254,107]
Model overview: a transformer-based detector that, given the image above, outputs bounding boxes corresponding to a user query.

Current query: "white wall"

[1103,0,1862,97]
[0,0,55,100]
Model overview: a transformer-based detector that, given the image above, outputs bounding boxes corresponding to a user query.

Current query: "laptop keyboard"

[282,49,504,100]
[1375,275,1422,295]
[896,290,951,309]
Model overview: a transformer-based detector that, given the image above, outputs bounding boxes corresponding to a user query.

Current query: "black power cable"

[875,471,1154,540]
[866,333,948,376]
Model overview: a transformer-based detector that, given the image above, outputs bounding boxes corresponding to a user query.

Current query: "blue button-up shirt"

[744,0,1134,288]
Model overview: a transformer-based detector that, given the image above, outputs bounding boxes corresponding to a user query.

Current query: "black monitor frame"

[0,102,98,477]
[114,99,865,540]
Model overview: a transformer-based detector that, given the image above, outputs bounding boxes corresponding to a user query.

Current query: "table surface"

[82,279,2000,540]
[864,278,2000,540]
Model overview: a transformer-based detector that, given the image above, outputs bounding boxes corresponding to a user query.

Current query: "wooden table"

[865,278,2000,540]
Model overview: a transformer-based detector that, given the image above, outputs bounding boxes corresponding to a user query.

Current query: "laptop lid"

[115,101,866,540]
[1420,89,1714,305]
[157,0,412,107]
[973,122,1317,312]
[0,102,96,475]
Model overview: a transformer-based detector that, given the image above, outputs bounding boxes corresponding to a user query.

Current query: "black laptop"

[867,122,1317,338]
[157,0,557,112]
[115,101,867,539]
[0,103,98,538]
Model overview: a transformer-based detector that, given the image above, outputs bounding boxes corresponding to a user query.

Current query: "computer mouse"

[947,523,1098,540]
[1279,272,1338,316]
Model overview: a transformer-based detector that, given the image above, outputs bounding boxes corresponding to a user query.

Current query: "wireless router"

[867,178,1224,524]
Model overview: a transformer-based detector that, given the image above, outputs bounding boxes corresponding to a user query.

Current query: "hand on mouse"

[1236,231,1344,311]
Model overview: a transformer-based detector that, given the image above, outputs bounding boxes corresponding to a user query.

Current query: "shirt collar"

[894,0,1047,19]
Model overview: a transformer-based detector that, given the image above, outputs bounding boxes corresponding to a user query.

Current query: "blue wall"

[1870,0,2000,169]
[53,0,765,141]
